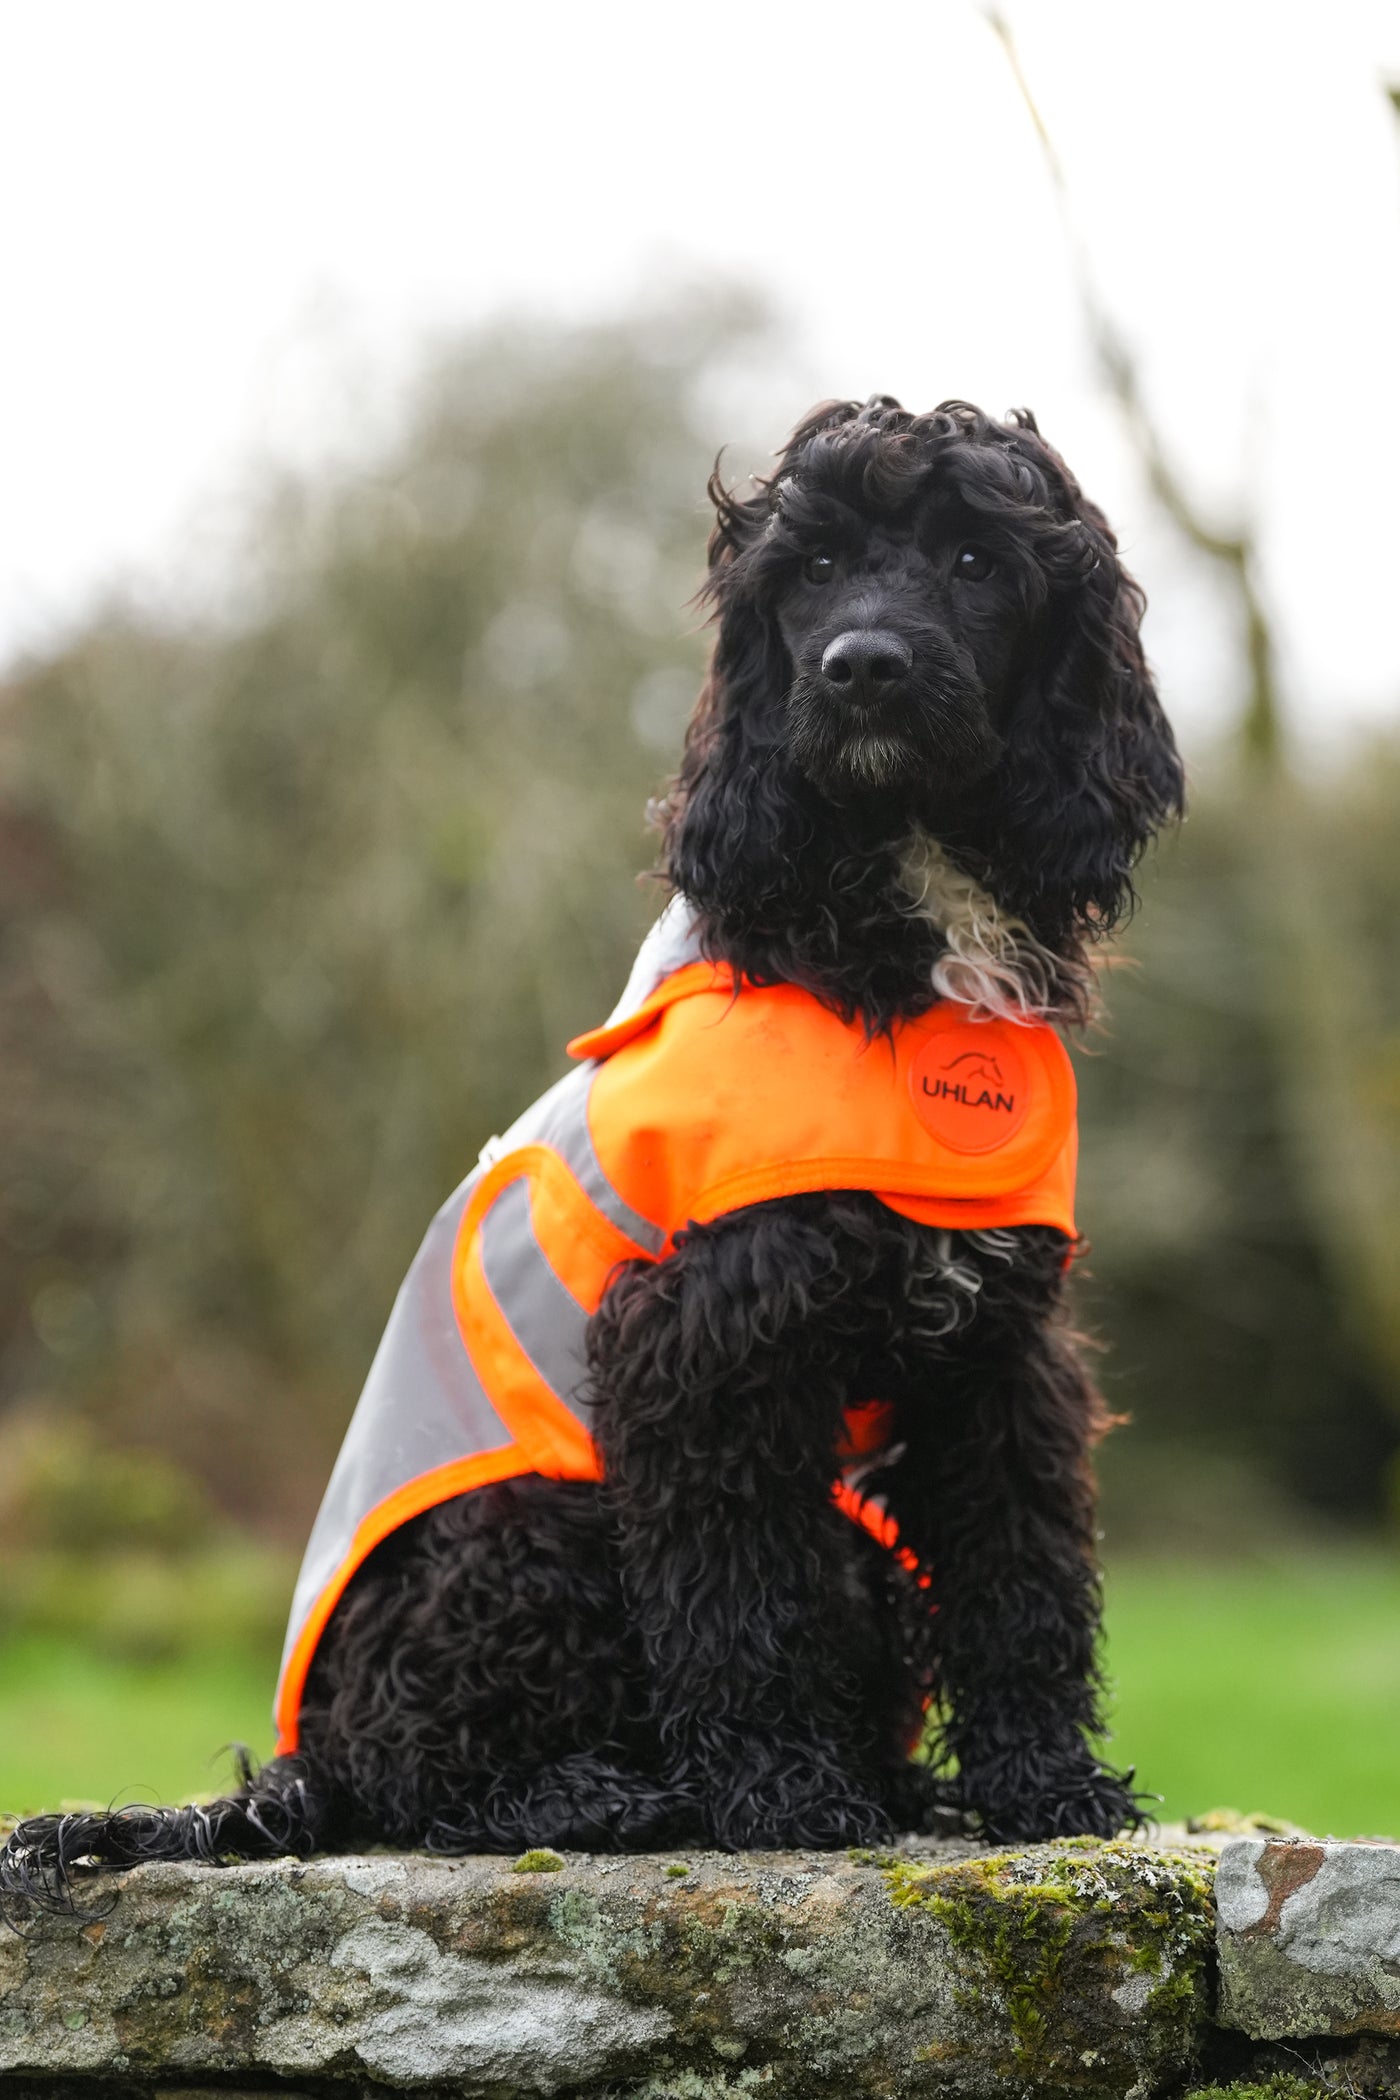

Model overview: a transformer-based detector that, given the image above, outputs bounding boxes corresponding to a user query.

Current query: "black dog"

[2,396,1182,1916]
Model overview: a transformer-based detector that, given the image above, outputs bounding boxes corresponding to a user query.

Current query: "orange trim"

[876,1192,1075,1237]
[833,1479,901,1553]
[521,1146,651,1308]
[273,1445,529,1753]
[684,1153,1075,1237]
[458,1144,652,1285]
[452,1208,604,1483]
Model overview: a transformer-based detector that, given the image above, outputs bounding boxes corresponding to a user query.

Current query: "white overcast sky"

[3,0,1399,758]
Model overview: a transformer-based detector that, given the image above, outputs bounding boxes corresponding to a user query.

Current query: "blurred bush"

[1080,774,1400,1542]
[0,287,1397,1551]
[0,1547,294,1666]
[0,1413,293,1660]
[0,1411,211,1555]
[0,292,758,1531]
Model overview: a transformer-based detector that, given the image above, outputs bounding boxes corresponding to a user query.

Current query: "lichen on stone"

[547,1881,669,1989]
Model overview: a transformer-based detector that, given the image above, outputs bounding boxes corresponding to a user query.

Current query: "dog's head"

[659,397,1183,1010]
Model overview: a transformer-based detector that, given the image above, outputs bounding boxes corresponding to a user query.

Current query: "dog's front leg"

[589,1208,894,1850]
[894,1313,1139,1843]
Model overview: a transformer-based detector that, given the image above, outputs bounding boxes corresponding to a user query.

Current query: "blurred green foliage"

[0,288,1398,1553]
[0,1412,211,1556]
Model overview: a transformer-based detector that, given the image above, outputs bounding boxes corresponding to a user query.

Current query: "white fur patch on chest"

[898,831,1086,1025]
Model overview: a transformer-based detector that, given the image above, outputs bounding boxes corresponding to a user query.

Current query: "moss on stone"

[511,1847,565,1873]
[888,1852,1075,2061]
[1182,2079,1326,2100]
[665,1862,691,1878]
[1186,1809,1300,1836]
[886,1838,1216,2083]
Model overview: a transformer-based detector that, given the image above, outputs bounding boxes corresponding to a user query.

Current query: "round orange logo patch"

[908,1021,1031,1153]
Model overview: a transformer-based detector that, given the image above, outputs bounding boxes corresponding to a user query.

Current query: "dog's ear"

[994,485,1184,944]
[659,588,797,916]
[657,468,804,915]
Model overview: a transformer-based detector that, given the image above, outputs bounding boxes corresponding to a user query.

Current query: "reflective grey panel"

[277,1029,667,1713]
[277,1166,507,1691]
[476,1176,594,1425]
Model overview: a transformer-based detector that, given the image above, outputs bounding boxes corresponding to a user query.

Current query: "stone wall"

[1,1832,1398,2098]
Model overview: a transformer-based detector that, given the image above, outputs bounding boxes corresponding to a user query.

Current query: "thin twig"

[985,8,1283,765]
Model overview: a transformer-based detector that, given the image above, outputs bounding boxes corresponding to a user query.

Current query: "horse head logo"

[937,1049,1006,1088]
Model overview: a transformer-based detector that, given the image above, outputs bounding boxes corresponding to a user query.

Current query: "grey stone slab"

[0,1838,1217,2098]
[1216,1834,1400,2040]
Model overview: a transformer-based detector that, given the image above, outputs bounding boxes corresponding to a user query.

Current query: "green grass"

[1102,1549,1400,1837]
[1,1550,1397,1835]
[0,1636,277,1817]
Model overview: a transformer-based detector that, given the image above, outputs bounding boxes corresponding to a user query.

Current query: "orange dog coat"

[273,945,1077,1752]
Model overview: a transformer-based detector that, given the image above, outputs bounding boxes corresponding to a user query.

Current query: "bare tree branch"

[985,8,1283,767]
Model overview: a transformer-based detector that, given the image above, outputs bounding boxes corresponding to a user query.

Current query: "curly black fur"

[1,396,1181,1924]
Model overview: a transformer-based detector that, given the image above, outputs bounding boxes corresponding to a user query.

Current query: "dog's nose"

[820,630,913,699]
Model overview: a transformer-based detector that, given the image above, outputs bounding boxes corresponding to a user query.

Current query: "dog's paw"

[965,1760,1145,1845]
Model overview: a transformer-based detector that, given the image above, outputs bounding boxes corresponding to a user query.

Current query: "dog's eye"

[955,545,996,582]
[803,551,837,585]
